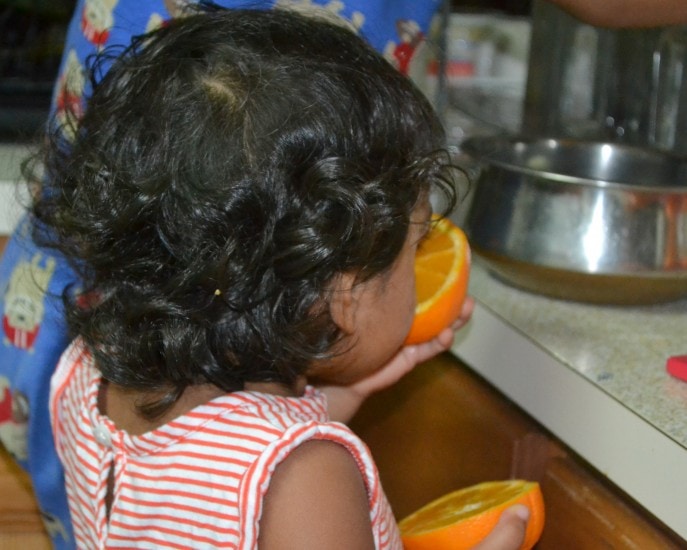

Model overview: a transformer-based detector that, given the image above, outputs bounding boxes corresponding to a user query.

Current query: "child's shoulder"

[258,438,378,548]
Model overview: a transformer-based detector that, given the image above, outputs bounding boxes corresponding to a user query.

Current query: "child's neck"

[100,378,306,436]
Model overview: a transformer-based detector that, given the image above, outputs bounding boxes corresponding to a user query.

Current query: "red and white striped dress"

[51,339,402,549]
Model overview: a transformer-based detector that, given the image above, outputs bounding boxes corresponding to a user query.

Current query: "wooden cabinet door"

[538,456,684,549]
[351,353,685,548]
[350,352,534,518]
[0,447,51,549]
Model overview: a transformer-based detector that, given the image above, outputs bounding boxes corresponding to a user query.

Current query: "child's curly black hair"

[32,7,457,418]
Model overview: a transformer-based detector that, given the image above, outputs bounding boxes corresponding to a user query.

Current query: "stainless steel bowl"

[460,135,687,304]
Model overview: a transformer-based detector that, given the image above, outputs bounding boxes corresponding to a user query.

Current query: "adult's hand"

[546,0,687,28]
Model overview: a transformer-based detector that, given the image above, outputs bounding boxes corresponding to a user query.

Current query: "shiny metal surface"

[461,135,687,304]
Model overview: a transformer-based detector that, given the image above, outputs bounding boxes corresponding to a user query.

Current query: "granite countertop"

[451,260,687,539]
[468,261,687,447]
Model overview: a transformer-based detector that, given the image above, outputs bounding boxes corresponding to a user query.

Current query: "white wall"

[0,145,32,235]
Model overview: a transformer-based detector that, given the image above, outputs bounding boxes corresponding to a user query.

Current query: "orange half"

[399,480,545,550]
[404,215,470,345]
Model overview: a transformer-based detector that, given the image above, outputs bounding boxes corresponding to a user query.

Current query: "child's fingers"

[406,329,454,361]
[450,295,475,331]
[471,505,529,550]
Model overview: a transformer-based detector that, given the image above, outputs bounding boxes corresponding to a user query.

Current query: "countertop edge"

[451,302,687,540]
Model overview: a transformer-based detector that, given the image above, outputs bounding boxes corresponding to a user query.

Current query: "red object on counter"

[666,355,687,382]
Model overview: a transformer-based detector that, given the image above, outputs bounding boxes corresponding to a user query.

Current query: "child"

[0,2,445,546]
[32,7,528,549]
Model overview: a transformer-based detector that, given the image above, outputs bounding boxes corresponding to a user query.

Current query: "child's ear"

[328,272,360,335]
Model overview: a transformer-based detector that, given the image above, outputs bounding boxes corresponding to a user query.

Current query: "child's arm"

[258,439,376,549]
[320,297,475,424]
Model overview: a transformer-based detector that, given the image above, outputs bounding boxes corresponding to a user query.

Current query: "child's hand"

[472,505,529,550]
[319,296,475,423]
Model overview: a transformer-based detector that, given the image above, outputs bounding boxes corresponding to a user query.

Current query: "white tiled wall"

[0,145,31,235]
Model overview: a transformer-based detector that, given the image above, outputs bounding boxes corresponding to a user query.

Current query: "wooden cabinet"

[350,353,685,549]
[0,447,51,549]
